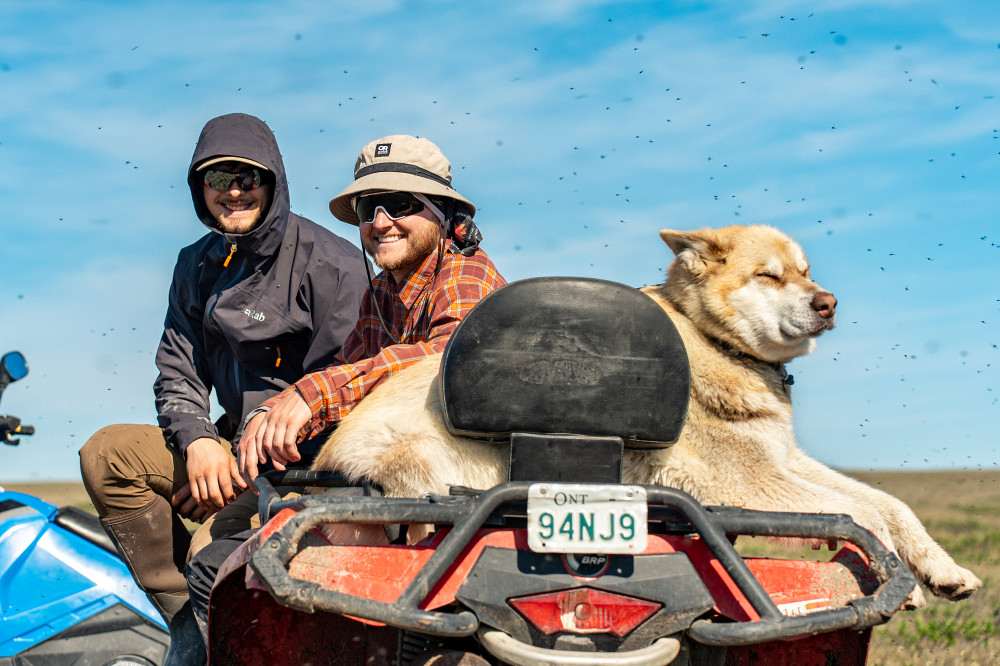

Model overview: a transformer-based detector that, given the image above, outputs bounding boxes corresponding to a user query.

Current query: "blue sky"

[0,0,997,482]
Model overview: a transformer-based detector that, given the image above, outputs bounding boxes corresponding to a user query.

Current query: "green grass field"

[733,471,999,665]
[844,471,999,665]
[6,470,997,664]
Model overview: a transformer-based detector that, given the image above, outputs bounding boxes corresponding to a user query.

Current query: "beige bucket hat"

[329,135,476,225]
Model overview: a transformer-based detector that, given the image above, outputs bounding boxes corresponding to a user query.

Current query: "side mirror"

[0,351,28,399]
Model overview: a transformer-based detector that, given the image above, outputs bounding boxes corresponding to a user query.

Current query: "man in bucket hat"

[239,134,505,476]
[184,135,506,644]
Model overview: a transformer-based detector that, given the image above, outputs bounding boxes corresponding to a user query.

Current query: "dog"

[312,224,981,605]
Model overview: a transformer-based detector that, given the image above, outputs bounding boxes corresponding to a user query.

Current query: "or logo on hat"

[375,143,391,157]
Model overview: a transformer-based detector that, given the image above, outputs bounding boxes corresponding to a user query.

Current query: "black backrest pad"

[440,277,690,448]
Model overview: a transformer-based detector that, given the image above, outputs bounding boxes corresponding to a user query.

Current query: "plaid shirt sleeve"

[260,248,506,442]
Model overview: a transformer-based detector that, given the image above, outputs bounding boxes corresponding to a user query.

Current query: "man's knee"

[80,424,137,489]
[79,424,173,516]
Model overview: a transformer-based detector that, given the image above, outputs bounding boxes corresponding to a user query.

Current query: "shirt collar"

[391,244,442,309]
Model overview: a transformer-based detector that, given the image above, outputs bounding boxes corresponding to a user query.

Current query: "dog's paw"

[902,585,927,610]
[925,566,982,601]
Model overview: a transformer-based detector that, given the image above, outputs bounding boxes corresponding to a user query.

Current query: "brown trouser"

[79,424,260,603]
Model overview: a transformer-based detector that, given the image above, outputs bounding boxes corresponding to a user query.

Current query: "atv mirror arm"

[0,351,28,401]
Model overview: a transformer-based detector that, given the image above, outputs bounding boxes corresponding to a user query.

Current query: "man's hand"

[171,482,212,523]
[238,390,312,488]
[174,436,248,519]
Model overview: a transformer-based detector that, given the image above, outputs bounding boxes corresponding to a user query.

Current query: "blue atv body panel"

[0,489,167,657]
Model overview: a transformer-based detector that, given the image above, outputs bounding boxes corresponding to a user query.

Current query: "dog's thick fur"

[313,225,980,604]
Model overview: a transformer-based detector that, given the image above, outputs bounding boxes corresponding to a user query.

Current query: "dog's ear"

[659,228,727,277]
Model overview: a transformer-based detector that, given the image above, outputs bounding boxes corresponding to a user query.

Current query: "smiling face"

[202,161,272,234]
[359,197,443,282]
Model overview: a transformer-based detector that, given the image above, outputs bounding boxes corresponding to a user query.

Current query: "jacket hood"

[187,113,291,258]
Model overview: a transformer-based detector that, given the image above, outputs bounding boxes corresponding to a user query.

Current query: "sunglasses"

[354,192,425,224]
[203,168,263,192]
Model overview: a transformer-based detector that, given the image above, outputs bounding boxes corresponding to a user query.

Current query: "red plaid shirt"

[262,243,506,442]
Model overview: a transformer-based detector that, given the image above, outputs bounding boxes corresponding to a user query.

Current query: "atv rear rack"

[249,471,916,647]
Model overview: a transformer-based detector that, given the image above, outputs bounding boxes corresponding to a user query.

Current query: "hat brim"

[329,171,476,225]
[196,155,269,171]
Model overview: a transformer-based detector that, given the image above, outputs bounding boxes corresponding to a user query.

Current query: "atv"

[0,351,169,665]
[205,277,915,665]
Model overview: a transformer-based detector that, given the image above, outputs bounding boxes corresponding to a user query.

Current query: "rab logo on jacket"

[244,309,265,322]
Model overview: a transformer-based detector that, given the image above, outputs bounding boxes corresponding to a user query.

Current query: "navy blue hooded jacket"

[153,113,367,454]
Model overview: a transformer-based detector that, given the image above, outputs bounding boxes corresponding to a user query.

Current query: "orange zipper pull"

[223,243,237,267]
[275,346,281,368]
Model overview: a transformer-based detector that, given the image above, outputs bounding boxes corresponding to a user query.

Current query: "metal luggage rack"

[249,470,916,646]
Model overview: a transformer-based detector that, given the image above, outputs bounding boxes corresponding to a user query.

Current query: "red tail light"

[509,587,661,637]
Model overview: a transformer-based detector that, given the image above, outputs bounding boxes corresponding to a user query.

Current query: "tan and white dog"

[312,224,980,605]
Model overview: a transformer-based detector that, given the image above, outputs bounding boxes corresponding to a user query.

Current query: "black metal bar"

[706,506,870,543]
[254,475,282,525]
[686,558,915,647]
[265,494,479,526]
[646,488,783,622]
[248,481,916,644]
[688,607,861,645]
[394,484,529,608]
[685,506,917,645]
[706,507,916,603]
[250,484,530,627]
[255,470,353,525]
[249,512,478,635]
[261,469,350,486]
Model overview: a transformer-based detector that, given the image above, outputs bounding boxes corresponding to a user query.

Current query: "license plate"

[527,483,648,554]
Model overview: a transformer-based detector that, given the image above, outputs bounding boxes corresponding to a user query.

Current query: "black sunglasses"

[203,168,263,192]
[354,192,425,224]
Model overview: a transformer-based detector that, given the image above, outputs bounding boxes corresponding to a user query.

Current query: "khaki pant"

[79,424,260,597]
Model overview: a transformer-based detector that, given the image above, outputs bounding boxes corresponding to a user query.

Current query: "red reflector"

[509,587,661,637]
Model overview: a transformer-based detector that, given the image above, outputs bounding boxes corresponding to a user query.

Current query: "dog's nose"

[811,291,837,319]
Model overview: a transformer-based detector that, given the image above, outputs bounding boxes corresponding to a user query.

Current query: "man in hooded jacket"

[79,113,368,657]
[184,135,506,657]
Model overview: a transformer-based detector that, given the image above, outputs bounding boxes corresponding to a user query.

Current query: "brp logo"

[562,553,610,578]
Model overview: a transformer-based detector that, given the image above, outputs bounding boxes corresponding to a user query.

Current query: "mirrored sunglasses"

[354,192,425,224]
[203,168,263,192]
